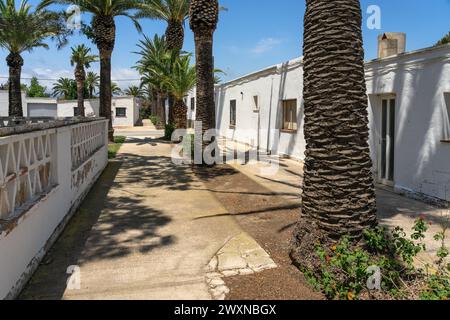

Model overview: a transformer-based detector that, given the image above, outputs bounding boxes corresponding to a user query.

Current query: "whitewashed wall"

[0,119,108,299]
[0,90,28,117]
[205,44,450,203]
[366,45,450,201]
[111,96,139,127]
[57,99,99,118]
[24,96,139,127]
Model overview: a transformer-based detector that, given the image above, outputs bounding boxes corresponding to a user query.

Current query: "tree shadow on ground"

[19,159,174,300]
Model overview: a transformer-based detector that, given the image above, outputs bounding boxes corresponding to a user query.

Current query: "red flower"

[325,255,331,263]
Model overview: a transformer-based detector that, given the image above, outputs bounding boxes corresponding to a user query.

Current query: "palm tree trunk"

[99,50,113,141]
[156,91,166,127]
[6,53,24,117]
[193,32,216,153]
[165,20,185,125]
[93,14,115,142]
[75,66,86,117]
[165,20,184,52]
[168,94,175,124]
[173,99,187,129]
[293,0,377,244]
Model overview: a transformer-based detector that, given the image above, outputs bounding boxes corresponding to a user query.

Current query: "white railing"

[0,129,55,220]
[71,121,106,170]
[0,118,108,299]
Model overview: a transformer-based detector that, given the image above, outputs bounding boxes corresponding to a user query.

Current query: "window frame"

[230,99,237,129]
[281,99,298,133]
[115,107,127,118]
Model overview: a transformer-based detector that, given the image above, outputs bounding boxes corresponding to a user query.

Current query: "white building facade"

[0,92,141,127]
[186,44,450,203]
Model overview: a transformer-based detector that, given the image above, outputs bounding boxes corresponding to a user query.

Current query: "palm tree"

[137,0,189,52]
[111,82,122,96]
[291,0,377,254]
[189,0,219,160]
[134,34,170,124]
[163,54,195,128]
[436,31,450,46]
[52,77,77,100]
[0,0,68,117]
[125,85,143,98]
[41,0,143,141]
[86,71,100,98]
[70,44,98,116]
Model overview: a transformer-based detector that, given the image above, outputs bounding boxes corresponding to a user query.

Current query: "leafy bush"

[164,123,176,141]
[149,115,161,127]
[108,136,126,159]
[304,216,450,300]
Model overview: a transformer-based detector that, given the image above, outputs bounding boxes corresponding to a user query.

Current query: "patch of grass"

[108,136,126,159]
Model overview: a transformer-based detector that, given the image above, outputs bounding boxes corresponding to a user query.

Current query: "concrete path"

[229,156,450,269]
[20,137,276,300]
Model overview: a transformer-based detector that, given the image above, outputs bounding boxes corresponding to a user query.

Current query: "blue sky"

[0,0,449,90]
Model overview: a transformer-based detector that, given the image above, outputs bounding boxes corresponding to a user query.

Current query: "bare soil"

[195,164,324,300]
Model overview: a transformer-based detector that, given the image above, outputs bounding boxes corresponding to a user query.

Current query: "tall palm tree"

[125,85,144,98]
[137,0,189,52]
[189,0,219,161]
[292,0,377,250]
[42,0,143,141]
[86,71,100,98]
[70,44,98,116]
[163,54,195,128]
[134,34,170,124]
[111,82,122,96]
[0,0,68,117]
[52,77,77,100]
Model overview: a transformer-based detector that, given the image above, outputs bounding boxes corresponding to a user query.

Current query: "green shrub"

[108,136,126,159]
[304,217,450,300]
[149,115,161,127]
[164,123,176,141]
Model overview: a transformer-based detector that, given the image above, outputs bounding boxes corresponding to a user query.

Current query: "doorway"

[378,97,396,185]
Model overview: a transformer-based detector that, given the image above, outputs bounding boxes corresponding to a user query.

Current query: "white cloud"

[251,37,284,54]
[111,68,141,90]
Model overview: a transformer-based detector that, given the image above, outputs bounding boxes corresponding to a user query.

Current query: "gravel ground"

[195,164,324,300]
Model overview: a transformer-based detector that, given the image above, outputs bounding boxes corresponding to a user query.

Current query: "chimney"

[377,32,406,58]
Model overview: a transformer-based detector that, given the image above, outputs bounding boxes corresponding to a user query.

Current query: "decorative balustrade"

[71,121,106,170]
[0,129,55,220]
[0,118,108,299]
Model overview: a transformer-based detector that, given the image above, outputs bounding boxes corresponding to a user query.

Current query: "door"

[28,103,57,117]
[378,97,396,185]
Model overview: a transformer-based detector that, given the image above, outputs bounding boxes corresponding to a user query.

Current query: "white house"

[0,92,142,127]
[186,41,450,204]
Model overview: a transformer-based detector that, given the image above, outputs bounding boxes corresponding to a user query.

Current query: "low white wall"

[0,90,28,117]
[57,99,99,118]
[0,119,108,299]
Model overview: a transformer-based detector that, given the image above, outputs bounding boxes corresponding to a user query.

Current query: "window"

[230,100,237,128]
[116,107,126,117]
[282,99,297,131]
[191,97,195,111]
[73,107,79,116]
[252,95,259,111]
[444,93,450,141]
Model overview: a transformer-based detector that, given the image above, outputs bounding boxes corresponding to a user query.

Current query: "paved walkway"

[20,137,275,300]
[229,156,450,268]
